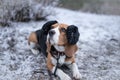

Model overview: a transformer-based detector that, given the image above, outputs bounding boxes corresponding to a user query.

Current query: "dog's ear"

[42,20,58,34]
[66,25,80,45]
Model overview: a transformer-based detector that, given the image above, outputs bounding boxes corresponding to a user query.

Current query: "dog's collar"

[50,46,65,59]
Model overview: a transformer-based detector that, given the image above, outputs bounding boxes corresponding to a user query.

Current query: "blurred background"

[59,0,120,15]
[0,0,120,26]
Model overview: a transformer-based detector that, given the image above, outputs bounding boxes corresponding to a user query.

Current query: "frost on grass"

[0,8,120,80]
[0,22,51,80]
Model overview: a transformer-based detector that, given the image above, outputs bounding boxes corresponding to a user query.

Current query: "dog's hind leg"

[29,42,39,55]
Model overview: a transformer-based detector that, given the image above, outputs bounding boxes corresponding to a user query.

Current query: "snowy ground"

[0,8,120,80]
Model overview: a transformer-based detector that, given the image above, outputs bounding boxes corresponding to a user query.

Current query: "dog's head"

[47,23,80,46]
[46,21,80,57]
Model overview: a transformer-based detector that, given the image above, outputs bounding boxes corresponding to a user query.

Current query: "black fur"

[35,20,58,57]
[42,20,58,34]
[66,25,80,45]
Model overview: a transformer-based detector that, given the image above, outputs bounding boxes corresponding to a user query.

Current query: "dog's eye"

[61,28,66,32]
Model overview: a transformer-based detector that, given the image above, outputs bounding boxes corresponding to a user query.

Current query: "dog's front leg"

[71,63,82,79]
[52,66,71,80]
[47,53,71,80]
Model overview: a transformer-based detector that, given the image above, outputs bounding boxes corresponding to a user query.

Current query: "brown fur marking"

[28,32,38,44]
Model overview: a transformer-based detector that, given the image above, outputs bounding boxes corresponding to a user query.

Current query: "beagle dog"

[28,21,81,80]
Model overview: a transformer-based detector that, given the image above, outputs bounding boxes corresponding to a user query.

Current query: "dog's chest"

[50,45,72,66]
[51,56,65,66]
[51,56,72,66]
[54,45,65,52]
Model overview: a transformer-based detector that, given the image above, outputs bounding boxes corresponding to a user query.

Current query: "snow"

[0,8,120,80]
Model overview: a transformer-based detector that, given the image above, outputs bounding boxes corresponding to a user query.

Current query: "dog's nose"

[49,30,55,36]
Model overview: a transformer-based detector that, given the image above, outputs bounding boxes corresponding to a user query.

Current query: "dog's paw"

[60,73,71,80]
[57,69,71,80]
[31,49,39,55]
[72,63,82,79]
[73,70,82,79]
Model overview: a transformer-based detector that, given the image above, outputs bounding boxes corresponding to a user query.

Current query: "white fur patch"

[72,63,82,79]
[51,55,66,66]
[51,57,57,65]
[49,26,60,45]
[29,42,39,54]
[29,42,36,49]
[54,45,65,52]
[64,61,72,65]
[52,66,71,80]
[31,49,39,55]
